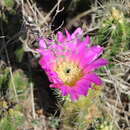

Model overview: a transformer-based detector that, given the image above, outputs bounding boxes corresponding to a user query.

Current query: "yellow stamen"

[55,59,84,86]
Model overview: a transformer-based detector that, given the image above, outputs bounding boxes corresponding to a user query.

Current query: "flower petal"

[86,35,91,44]
[85,58,109,72]
[76,79,91,96]
[65,29,71,41]
[70,88,79,101]
[80,46,104,68]
[38,38,47,48]
[81,35,91,46]
[84,73,102,85]
[71,27,83,39]
[57,31,65,42]
[60,86,70,96]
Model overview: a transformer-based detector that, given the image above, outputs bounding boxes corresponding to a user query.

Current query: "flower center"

[55,60,84,86]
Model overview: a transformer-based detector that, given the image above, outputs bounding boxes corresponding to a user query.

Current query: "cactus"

[95,7,130,61]
[0,68,29,130]
[60,85,114,129]
[0,106,25,130]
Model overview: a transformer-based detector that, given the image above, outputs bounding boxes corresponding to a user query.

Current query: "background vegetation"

[0,0,130,129]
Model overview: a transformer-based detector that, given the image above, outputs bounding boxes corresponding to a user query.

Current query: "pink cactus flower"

[37,28,108,101]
